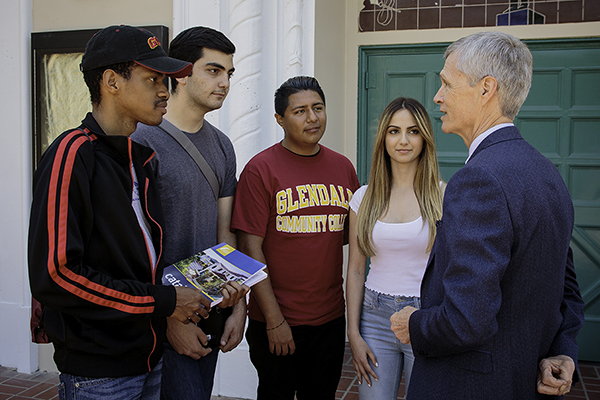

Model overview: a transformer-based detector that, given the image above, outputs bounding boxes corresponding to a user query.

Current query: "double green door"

[358,38,600,362]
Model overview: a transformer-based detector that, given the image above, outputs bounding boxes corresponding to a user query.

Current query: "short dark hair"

[274,76,326,117]
[83,61,136,105]
[168,26,236,92]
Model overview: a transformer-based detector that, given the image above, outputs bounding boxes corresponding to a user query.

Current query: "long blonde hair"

[356,97,443,256]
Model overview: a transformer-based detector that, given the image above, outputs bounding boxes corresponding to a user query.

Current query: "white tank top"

[350,185,429,296]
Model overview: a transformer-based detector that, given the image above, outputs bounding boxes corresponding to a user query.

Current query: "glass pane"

[40,52,91,154]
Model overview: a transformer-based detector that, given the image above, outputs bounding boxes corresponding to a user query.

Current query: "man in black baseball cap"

[28,25,207,400]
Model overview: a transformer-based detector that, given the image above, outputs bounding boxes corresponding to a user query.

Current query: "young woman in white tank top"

[346,97,446,400]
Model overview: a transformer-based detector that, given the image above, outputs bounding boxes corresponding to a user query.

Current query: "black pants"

[246,316,346,400]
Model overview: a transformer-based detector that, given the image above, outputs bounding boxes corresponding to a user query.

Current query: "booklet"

[162,242,267,306]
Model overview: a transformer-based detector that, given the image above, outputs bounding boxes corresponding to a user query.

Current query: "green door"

[358,38,600,362]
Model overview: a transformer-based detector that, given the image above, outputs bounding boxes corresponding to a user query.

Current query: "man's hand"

[390,306,417,344]
[171,286,211,324]
[267,319,295,356]
[219,282,250,309]
[219,301,247,352]
[537,355,575,396]
[166,317,212,360]
[236,231,294,355]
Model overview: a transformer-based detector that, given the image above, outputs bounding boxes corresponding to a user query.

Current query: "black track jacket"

[28,113,176,377]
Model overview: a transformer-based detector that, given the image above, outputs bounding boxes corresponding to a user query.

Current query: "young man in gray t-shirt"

[131,26,246,400]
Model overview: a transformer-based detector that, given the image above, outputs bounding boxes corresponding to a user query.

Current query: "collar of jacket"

[469,126,523,162]
[79,113,156,165]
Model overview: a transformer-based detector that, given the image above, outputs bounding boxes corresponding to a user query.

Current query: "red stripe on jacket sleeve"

[45,131,155,314]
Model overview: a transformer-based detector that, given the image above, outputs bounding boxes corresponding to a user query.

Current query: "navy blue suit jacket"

[408,127,585,399]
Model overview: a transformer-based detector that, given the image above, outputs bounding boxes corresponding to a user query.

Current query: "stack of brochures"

[162,242,267,306]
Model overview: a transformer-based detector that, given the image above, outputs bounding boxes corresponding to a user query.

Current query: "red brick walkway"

[0,368,58,400]
[1,343,599,400]
[331,343,600,400]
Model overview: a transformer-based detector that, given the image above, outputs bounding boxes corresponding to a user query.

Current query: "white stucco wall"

[314,0,347,155]
[0,0,35,374]
[32,0,172,33]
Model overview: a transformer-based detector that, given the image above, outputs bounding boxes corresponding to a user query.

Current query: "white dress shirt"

[466,123,514,164]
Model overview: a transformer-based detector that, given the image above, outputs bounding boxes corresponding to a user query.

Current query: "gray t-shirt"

[131,120,237,265]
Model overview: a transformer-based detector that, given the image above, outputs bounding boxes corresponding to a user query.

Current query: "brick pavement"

[2,343,599,400]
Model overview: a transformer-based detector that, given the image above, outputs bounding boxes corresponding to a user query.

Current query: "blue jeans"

[58,358,162,400]
[159,342,219,400]
[359,287,420,400]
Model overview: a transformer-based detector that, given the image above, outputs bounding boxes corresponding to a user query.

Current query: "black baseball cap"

[80,25,193,78]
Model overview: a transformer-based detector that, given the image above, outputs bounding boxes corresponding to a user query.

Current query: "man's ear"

[102,69,120,95]
[275,113,284,129]
[175,75,187,87]
[481,76,498,98]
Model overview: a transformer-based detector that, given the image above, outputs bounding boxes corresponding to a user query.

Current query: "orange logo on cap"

[148,37,161,49]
